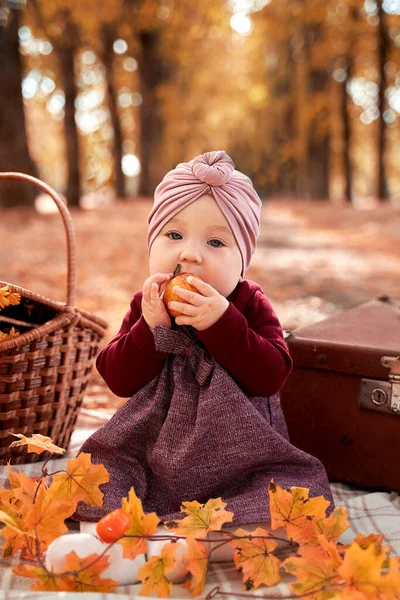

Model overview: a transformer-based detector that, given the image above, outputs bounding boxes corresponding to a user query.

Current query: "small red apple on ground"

[163,272,203,318]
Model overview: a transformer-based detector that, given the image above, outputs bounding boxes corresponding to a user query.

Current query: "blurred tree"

[29,0,82,206]
[100,21,125,198]
[376,0,389,200]
[0,2,38,207]
[27,0,124,206]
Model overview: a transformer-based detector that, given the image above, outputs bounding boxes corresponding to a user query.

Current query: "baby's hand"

[142,272,174,331]
[168,277,229,331]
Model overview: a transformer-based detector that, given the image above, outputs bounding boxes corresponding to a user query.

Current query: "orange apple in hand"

[163,273,203,318]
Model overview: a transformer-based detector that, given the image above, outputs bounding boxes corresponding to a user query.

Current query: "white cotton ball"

[45,532,145,586]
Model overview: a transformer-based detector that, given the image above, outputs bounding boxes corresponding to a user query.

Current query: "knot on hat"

[191,150,235,186]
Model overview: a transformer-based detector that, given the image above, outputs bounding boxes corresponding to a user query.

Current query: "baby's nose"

[179,244,202,263]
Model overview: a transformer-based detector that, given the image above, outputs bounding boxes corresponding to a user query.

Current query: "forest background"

[1,0,400,409]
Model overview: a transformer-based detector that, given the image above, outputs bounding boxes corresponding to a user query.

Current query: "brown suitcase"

[280,296,400,493]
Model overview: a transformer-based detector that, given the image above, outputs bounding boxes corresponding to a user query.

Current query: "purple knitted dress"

[74,324,334,524]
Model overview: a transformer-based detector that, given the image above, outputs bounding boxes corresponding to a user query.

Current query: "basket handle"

[0,172,76,308]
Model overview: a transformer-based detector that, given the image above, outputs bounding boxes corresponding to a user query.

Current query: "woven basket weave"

[0,172,108,464]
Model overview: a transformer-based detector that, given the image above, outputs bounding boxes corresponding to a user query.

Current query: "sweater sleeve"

[197,282,292,397]
[96,291,169,397]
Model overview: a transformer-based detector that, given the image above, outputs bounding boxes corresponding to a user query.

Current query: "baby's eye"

[167,231,182,240]
[208,239,225,248]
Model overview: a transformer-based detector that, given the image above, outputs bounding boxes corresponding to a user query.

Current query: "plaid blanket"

[1,417,399,599]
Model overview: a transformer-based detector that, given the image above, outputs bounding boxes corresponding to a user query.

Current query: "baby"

[46,151,334,585]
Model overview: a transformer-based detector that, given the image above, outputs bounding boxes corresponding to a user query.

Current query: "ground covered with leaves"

[1,197,399,411]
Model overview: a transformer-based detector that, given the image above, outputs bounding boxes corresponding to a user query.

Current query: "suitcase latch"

[359,356,400,416]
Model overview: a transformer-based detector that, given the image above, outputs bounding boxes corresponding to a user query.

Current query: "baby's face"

[149,194,242,298]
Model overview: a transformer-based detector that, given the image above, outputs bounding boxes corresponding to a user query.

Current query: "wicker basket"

[0,172,108,464]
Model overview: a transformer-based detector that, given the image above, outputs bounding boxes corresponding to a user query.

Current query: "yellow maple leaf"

[229,526,281,590]
[0,327,20,341]
[0,468,39,558]
[0,285,20,309]
[48,452,109,508]
[60,550,118,593]
[353,533,386,550]
[165,498,234,539]
[24,484,74,549]
[15,552,118,592]
[137,540,181,598]
[9,433,65,456]
[8,464,39,507]
[13,563,73,591]
[379,556,400,598]
[118,487,160,560]
[338,541,391,596]
[182,537,210,596]
[310,506,350,546]
[269,480,330,543]
[283,543,342,596]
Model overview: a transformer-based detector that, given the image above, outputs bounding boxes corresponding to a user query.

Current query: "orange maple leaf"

[165,498,233,539]
[229,526,281,590]
[338,541,395,597]
[269,480,330,543]
[59,550,118,592]
[182,537,210,596]
[8,464,39,507]
[0,327,19,341]
[24,484,74,550]
[48,452,109,508]
[118,487,160,560]
[9,433,65,456]
[0,285,20,309]
[13,563,74,591]
[283,541,342,596]
[137,540,181,598]
[310,506,350,546]
[353,533,386,550]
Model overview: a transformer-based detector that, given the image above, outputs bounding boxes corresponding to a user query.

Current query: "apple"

[163,273,203,318]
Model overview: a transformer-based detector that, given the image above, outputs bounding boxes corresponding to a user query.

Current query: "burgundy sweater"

[96,279,293,398]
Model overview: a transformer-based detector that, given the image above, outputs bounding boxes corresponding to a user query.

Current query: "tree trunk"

[101,23,125,199]
[0,8,38,207]
[54,17,81,207]
[376,0,389,201]
[341,56,353,203]
[308,116,330,200]
[137,30,170,196]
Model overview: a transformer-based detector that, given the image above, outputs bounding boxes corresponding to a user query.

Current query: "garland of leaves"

[0,434,398,597]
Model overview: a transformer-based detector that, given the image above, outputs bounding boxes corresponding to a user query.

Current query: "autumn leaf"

[283,542,342,597]
[24,484,74,549]
[229,526,281,590]
[379,556,400,597]
[8,464,40,507]
[337,541,390,596]
[165,497,234,539]
[60,550,118,592]
[15,552,117,592]
[13,563,73,591]
[269,480,330,543]
[137,541,181,598]
[182,537,210,596]
[0,327,19,341]
[310,506,350,546]
[118,487,160,560]
[353,533,386,550]
[48,452,109,508]
[0,285,21,309]
[9,433,65,456]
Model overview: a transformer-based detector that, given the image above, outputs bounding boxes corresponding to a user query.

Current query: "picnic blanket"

[0,414,399,600]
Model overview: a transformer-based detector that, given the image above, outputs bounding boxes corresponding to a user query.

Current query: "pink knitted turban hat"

[147,150,262,275]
